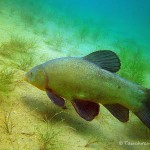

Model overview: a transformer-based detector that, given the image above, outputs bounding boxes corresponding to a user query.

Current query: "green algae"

[113,39,149,86]
[0,68,14,96]
[0,35,36,58]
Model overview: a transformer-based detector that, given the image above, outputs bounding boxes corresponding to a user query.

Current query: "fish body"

[42,57,145,111]
[25,50,150,129]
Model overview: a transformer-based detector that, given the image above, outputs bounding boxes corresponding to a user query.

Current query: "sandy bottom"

[0,75,150,150]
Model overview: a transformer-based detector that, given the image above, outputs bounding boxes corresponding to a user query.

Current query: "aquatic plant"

[75,25,90,42]
[36,111,68,150]
[45,33,65,52]
[40,28,48,36]
[119,50,147,85]
[85,137,99,148]
[39,127,60,150]
[90,28,108,45]
[113,39,148,85]
[90,29,100,43]
[2,111,15,134]
[0,35,36,59]
[13,53,35,71]
[0,35,37,71]
[0,68,14,95]
[19,11,37,27]
[113,39,137,51]
[38,119,63,150]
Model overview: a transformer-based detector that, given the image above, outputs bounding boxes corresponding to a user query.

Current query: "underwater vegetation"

[1,110,15,134]
[0,68,14,96]
[38,125,61,150]
[13,54,35,71]
[37,113,66,150]
[89,29,101,43]
[0,35,36,58]
[113,39,149,85]
[0,35,37,71]
[45,32,65,52]
[19,11,37,27]
[75,25,91,42]
[84,137,100,148]
[73,18,109,45]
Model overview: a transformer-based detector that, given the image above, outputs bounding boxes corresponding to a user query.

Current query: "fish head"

[25,65,47,91]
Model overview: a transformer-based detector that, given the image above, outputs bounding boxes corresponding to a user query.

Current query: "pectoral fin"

[103,104,129,122]
[72,99,99,121]
[46,88,66,109]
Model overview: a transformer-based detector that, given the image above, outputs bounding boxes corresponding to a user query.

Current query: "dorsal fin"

[83,50,121,73]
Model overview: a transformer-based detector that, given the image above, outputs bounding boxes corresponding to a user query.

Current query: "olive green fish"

[25,50,150,129]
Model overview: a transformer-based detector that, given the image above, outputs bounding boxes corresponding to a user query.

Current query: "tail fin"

[134,89,150,129]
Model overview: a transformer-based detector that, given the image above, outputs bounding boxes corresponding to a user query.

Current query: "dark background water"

[5,0,149,45]
[45,0,150,44]
[1,0,150,49]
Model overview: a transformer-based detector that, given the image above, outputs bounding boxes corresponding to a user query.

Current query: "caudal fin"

[134,89,150,129]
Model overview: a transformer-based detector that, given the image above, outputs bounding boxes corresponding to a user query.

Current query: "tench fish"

[25,50,150,129]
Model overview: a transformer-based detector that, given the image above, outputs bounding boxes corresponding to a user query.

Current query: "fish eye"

[30,72,33,76]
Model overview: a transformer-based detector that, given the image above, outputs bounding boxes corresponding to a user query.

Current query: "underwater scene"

[0,0,150,149]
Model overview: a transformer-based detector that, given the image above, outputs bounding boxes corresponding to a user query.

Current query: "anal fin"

[72,99,100,121]
[46,88,66,109]
[103,104,129,122]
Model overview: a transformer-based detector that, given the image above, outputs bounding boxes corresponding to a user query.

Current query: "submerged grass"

[75,25,90,42]
[38,113,65,150]
[19,11,37,27]
[12,53,35,71]
[85,137,99,148]
[0,35,36,59]
[45,33,65,52]
[38,125,61,150]
[113,39,148,85]
[1,110,15,134]
[119,50,147,85]
[0,68,14,95]
[0,35,37,71]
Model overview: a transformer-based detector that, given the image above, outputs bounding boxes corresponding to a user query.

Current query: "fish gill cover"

[0,0,150,149]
